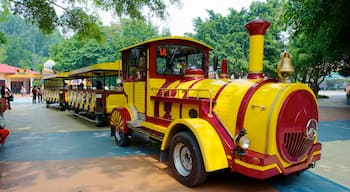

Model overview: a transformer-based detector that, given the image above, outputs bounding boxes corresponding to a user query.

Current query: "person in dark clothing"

[32,86,38,104]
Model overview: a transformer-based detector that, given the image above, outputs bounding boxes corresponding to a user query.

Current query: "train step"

[126,120,143,128]
[126,119,163,141]
[72,112,96,123]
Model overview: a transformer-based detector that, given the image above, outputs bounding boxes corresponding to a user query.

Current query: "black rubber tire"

[169,131,208,187]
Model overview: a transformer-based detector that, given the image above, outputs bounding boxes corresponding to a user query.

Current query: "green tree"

[1,0,181,40]
[0,32,5,44]
[192,0,284,78]
[50,19,159,72]
[0,15,62,70]
[283,0,350,94]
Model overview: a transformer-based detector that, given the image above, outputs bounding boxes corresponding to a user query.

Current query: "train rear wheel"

[110,108,130,146]
[169,132,207,187]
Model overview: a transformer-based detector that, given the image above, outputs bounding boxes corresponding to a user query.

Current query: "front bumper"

[232,142,322,179]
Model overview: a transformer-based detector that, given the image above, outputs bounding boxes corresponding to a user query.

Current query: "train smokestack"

[220,58,228,78]
[245,20,270,79]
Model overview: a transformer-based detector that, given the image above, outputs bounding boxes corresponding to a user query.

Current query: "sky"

[154,0,260,35]
[101,0,261,36]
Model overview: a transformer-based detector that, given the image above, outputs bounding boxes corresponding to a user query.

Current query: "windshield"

[156,44,205,76]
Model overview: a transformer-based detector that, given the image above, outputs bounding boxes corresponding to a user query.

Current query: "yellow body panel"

[214,79,254,135]
[142,121,167,134]
[106,93,128,113]
[160,119,228,172]
[123,81,146,113]
[147,78,166,117]
[244,83,287,154]
[186,79,226,99]
[134,82,146,113]
[123,82,134,104]
[181,104,199,119]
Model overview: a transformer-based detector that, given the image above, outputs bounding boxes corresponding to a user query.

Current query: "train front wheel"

[110,108,131,146]
[169,131,207,187]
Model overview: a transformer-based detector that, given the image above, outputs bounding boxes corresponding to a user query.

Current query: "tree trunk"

[310,83,320,96]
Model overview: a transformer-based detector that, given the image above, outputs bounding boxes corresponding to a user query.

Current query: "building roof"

[0,63,40,74]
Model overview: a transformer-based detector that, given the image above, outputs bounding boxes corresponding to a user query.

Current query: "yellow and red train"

[43,20,322,187]
[108,20,321,186]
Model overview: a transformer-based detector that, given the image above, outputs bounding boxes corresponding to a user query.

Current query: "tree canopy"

[282,0,350,94]
[0,0,181,40]
[50,19,161,72]
[192,0,284,78]
[0,15,61,70]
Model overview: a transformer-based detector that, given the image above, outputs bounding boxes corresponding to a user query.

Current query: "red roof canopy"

[0,63,40,74]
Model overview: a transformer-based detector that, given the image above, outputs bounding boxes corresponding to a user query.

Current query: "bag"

[8,94,14,102]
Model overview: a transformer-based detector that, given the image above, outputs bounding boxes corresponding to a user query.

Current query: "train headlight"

[235,128,250,150]
[238,136,250,149]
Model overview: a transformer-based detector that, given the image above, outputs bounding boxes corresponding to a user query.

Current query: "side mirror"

[213,55,219,71]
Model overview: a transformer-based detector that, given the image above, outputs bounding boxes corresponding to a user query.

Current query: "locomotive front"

[168,20,321,180]
[202,20,321,179]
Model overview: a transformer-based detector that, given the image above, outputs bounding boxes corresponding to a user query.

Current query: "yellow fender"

[161,118,228,172]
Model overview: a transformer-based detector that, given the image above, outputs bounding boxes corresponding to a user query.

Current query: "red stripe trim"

[213,83,228,101]
[182,78,203,98]
[198,109,235,166]
[156,79,177,96]
[236,79,278,132]
[151,96,202,105]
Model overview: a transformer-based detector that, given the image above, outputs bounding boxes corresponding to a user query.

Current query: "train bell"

[277,51,294,80]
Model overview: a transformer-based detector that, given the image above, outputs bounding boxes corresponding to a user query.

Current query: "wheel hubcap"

[173,143,192,176]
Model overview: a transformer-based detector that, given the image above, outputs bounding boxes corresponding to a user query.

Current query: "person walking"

[1,85,12,110]
[32,86,38,104]
[20,85,26,96]
[37,87,42,103]
[0,95,10,146]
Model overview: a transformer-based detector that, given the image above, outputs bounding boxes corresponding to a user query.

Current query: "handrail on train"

[151,88,213,117]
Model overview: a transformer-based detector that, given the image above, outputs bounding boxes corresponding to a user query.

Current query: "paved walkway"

[0,91,349,191]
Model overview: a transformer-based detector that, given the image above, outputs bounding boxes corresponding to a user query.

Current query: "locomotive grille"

[283,132,313,162]
[277,90,318,163]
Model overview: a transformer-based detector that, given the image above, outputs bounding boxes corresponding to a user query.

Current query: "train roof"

[119,36,213,52]
[42,72,71,80]
[69,60,122,77]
